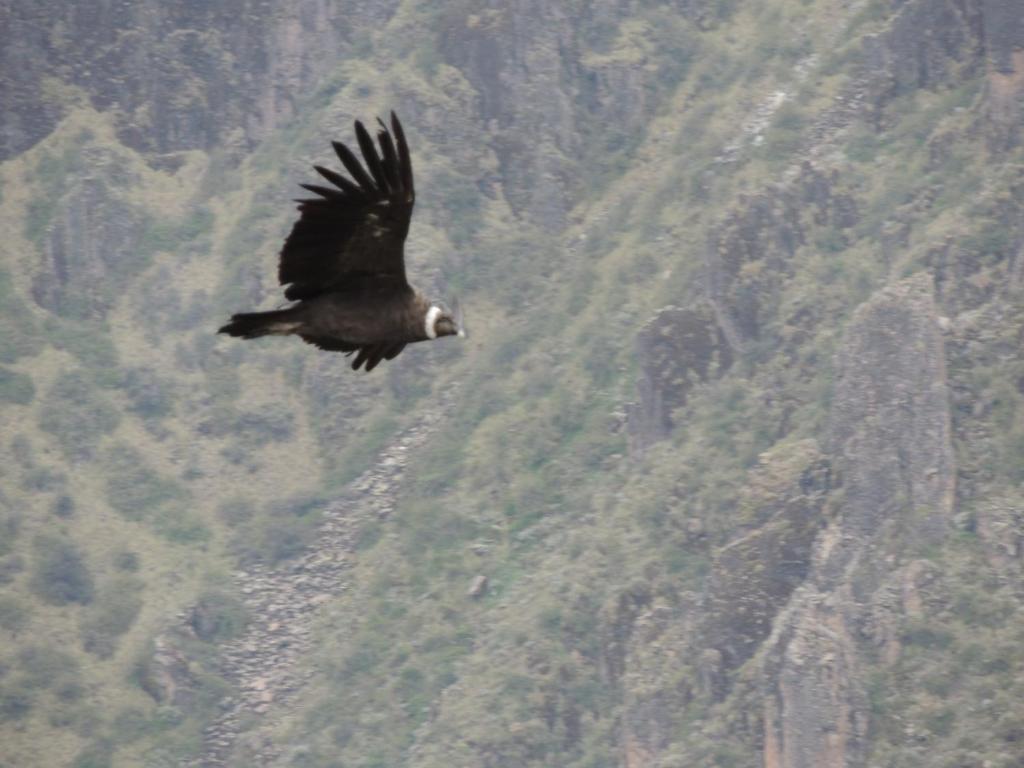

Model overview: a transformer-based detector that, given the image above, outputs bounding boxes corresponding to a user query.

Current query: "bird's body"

[301,281,431,344]
[218,113,463,371]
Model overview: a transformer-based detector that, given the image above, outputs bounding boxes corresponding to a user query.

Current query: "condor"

[219,113,464,371]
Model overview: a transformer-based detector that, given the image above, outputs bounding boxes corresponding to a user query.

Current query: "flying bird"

[218,112,464,371]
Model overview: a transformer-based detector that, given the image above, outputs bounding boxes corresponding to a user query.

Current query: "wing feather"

[314,165,365,199]
[391,112,415,202]
[383,342,406,360]
[355,120,390,193]
[376,120,401,193]
[351,347,372,370]
[299,338,406,371]
[279,115,416,300]
[333,140,377,193]
[299,183,344,199]
[299,335,359,353]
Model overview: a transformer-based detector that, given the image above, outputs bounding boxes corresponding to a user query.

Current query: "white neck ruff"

[425,305,442,340]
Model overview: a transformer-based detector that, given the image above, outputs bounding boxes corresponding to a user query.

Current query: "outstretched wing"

[280,112,416,301]
[300,336,407,372]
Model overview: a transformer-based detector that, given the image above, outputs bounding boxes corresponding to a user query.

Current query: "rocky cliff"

[2,0,1024,767]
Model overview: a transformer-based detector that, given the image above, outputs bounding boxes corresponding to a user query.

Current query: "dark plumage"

[218,112,464,371]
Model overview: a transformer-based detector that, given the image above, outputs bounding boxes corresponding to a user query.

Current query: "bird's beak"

[453,297,467,339]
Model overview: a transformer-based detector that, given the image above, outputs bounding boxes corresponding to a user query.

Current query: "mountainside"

[1,1,1024,767]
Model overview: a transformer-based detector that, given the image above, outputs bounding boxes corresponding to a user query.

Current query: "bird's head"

[425,300,466,340]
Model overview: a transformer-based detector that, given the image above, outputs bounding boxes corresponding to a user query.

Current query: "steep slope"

[1,1,1024,767]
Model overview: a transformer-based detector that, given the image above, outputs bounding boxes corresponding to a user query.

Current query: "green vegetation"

[0,595,31,633]
[189,589,248,642]
[137,205,215,259]
[79,576,144,657]
[104,444,208,543]
[0,367,34,404]
[3,2,1024,767]
[229,494,326,565]
[23,142,85,247]
[0,268,42,364]
[122,367,175,420]
[29,535,94,606]
[38,370,120,460]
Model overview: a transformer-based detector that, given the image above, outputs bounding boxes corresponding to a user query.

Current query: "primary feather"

[218,113,462,372]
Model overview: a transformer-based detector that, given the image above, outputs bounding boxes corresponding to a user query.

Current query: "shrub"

[0,512,20,556]
[188,590,248,642]
[79,577,143,657]
[46,319,120,374]
[0,554,24,585]
[0,596,30,633]
[0,268,42,364]
[0,685,32,722]
[104,444,203,545]
[53,494,75,518]
[17,644,80,689]
[260,517,315,564]
[30,535,95,605]
[759,101,806,164]
[72,739,114,768]
[112,707,165,744]
[122,368,175,420]
[232,406,295,442]
[216,498,253,527]
[10,434,32,464]
[0,367,34,404]
[230,494,324,565]
[105,444,178,519]
[39,371,120,460]
[152,506,210,545]
[22,465,65,492]
[112,550,139,571]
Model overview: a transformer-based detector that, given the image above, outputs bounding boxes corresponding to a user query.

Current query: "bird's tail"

[218,308,301,339]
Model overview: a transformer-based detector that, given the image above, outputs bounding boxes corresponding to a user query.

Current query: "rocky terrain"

[1,1,1024,767]
[184,394,452,766]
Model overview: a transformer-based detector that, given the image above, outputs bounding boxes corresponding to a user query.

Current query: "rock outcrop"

[628,302,732,452]
[762,590,868,768]
[705,164,858,345]
[31,169,145,319]
[761,275,954,768]
[0,1,394,159]
[178,393,455,767]
[439,2,699,229]
[826,273,954,565]
[981,0,1024,143]
[702,440,829,678]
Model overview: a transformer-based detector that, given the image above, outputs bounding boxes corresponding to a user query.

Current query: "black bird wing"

[299,336,407,372]
[280,112,416,301]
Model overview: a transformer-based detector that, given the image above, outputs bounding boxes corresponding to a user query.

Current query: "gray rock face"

[762,275,954,768]
[617,592,698,768]
[138,635,198,707]
[171,391,456,767]
[854,0,1024,143]
[438,3,578,231]
[438,2,695,230]
[702,440,829,678]
[31,172,145,319]
[705,164,858,345]
[0,1,398,159]
[628,302,732,452]
[977,497,1024,572]
[762,591,869,768]
[860,0,983,100]
[983,0,1024,70]
[827,273,954,557]
[983,0,1024,140]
